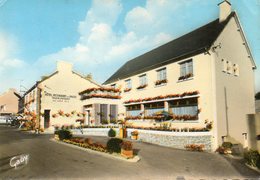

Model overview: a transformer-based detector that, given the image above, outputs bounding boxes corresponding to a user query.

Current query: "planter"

[131,135,138,140]
[121,149,133,158]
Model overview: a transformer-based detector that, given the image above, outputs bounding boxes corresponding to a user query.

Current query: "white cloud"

[0,32,28,93]
[0,32,25,70]
[34,0,211,86]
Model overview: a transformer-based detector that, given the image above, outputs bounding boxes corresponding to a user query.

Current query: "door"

[44,110,50,128]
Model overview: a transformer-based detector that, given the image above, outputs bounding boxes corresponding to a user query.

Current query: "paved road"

[0,125,259,179]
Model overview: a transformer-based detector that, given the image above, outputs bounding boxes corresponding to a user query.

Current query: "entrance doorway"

[44,110,50,128]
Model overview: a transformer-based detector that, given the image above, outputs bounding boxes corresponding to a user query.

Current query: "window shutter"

[94,103,100,125]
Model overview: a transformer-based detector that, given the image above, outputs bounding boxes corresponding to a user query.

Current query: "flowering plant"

[58,110,64,116]
[131,130,138,136]
[155,79,168,85]
[136,84,147,90]
[124,88,132,92]
[121,141,133,151]
[178,73,193,81]
[124,91,199,104]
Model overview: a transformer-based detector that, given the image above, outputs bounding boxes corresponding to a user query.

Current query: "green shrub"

[110,119,117,124]
[101,120,108,124]
[107,138,123,153]
[57,129,72,140]
[244,149,260,167]
[222,142,233,149]
[108,128,116,137]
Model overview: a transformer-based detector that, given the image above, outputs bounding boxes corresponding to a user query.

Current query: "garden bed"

[53,130,140,162]
[51,138,140,162]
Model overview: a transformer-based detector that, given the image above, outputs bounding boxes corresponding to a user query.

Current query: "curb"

[245,163,260,174]
[49,138,140,163]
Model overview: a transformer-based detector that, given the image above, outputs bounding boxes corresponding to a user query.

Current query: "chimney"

[57,61,73,73]
[218,0,231,23]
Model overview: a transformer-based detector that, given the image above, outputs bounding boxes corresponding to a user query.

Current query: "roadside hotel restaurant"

[22,1,258,151]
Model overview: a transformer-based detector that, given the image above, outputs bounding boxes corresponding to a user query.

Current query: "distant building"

[0,88,20,116]
[22,61,101,129]
[104,0,256,150]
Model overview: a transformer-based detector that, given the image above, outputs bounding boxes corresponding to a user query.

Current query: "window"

[144,102,164,116]
[157,68,167,81]
[222,59,227,72]
[233,64,239,76]
[126,105,141,117]
[137,74,148,89]
[226,61,232,74]
[179,60,193,80]
[111,84,116,88]
[100,104,108,123]
[169,98,198,119]
[125,79,132,89]
[139,74,147,86]
[109,105,118,120]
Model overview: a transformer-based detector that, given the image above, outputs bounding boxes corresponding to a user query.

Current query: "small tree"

[108,128,116,137]
[255,92,260,100]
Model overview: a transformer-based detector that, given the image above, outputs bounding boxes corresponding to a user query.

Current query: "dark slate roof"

[104,12,235,85]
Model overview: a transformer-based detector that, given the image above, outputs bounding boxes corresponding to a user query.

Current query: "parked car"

[0,116,11,125]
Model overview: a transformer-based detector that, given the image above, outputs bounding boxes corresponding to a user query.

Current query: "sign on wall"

[44,91,77,103]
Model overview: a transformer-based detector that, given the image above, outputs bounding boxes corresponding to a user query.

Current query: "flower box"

[136,84,147,90]
[155,79,168,86]
[121,149,133,158]
[131,135,138,140]
[124,88,132,92]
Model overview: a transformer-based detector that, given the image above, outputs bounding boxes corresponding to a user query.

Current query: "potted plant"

[121,141,133,158]
[54,130,59,140]
[131,130,139,140]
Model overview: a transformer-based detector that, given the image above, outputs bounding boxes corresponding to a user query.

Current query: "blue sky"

[0,0,259,94]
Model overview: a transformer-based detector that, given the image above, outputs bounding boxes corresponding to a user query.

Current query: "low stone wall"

[71,128,212,151]
[127,129,212,151]
[71,128,119,137]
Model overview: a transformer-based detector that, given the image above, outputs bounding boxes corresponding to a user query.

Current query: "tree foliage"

[255,92,260,100]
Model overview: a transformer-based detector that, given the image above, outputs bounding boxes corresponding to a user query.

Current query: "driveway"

[0,125,259,179]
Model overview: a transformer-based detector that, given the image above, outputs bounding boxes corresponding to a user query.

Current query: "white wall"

[212,16,255,147]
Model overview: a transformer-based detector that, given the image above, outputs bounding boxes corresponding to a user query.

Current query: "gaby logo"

[10,154,29,169]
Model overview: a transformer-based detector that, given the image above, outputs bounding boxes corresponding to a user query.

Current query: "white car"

[0,116,11,124]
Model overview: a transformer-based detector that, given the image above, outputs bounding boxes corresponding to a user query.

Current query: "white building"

[103,1,256,150]
[23,61,100,129]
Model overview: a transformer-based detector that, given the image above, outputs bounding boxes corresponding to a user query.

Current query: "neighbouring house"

[22,61,101,129]
[103,1,256,150]
[0,88,20,116]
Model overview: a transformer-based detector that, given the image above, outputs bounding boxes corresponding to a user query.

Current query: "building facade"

[103,1,256,150]
[23,61,101,129]
[0,88,20,116]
